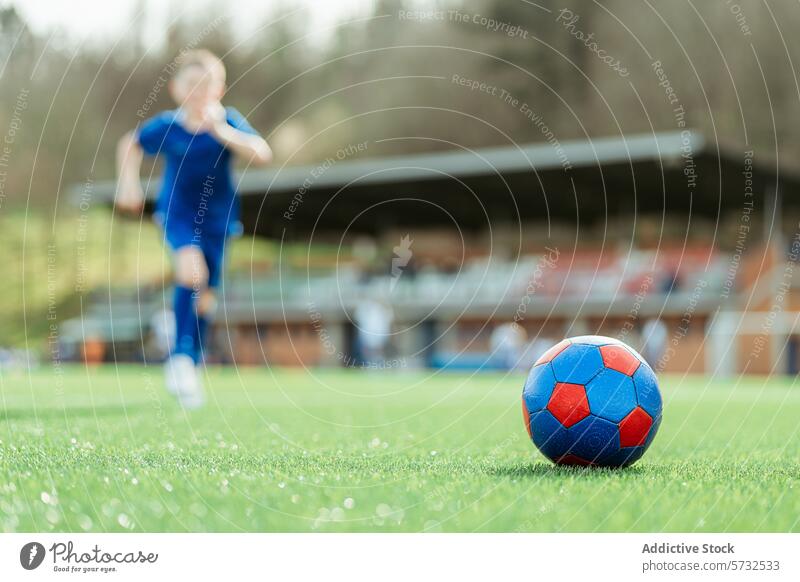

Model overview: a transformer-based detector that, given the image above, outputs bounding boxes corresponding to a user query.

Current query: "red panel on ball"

[619,406,652,447]
[546,382,590,428]
[534,339,571,366]
[600,345,640,376]
[522,396,532,438]
[555,454,594,466]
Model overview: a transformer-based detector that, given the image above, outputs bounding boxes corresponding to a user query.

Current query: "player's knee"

[175,248,208,289]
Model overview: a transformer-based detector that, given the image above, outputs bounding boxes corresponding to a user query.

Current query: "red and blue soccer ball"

[522,335,662,467]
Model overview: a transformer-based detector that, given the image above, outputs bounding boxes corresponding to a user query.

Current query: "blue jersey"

[136,107,259,237]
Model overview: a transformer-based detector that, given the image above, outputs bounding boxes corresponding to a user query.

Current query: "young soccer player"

[115,50,272,408]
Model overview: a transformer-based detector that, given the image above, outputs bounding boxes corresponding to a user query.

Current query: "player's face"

[170,66,225,113]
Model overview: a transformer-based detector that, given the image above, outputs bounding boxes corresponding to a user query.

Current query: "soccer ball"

[522,335,662,467]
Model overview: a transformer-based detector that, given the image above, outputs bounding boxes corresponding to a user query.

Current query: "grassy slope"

[0,366,798,532]
[0,210,354,348]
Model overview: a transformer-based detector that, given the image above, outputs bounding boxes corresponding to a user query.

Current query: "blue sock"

[195,315,209,364]
[173,285,198,361]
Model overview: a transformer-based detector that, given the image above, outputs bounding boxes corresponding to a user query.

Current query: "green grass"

[0,366,798,532]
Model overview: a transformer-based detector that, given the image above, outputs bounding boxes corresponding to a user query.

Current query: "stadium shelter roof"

[82,131,796,240]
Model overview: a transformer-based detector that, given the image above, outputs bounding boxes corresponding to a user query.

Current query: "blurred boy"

[115,50,272,407]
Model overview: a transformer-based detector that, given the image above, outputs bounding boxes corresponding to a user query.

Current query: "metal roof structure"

[233,130,708,193]
[80,131,792,239]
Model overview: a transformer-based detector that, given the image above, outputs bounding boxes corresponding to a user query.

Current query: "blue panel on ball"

[523,363,557,413]
[530,410,572,461]
[551,343,604,384]
[566,415,620,463]
[569,335,620,346]
[585,369,637,422]
[602,446,645,468]
[633,364,662,419]
[643,414,662,450]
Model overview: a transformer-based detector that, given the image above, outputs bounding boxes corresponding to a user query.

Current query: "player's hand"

[115,181,145,215]
[200,101,227,134]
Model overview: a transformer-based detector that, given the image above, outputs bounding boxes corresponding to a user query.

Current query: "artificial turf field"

[0,365,798,532]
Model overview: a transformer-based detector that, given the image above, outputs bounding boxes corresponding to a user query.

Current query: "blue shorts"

[161,220,228,289]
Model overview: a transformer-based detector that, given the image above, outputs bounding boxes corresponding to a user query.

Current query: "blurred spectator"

[354,297,394,366]
[490,323,528,370]
[0,348,38,372]
[641,318,668,368]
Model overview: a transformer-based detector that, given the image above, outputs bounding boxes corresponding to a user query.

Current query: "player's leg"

[195,233,227,364]
[173,244,209,360]
[164,226,209,408]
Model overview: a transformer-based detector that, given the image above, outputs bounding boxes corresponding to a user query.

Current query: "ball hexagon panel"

[643,414,662,449]
[550,343,604,384]
[546,382,590,428]
[523,363,557,413]
[632,364,663,419]
[619,406,653,447]
[529,410,572,460]
[585,369,637,422]
[599,345,641,376]
[602,446,645,468]
[565,415,620,462]
[534,339,571,366]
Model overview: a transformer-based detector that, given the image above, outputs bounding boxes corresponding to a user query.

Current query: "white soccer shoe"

[164,354,206,409]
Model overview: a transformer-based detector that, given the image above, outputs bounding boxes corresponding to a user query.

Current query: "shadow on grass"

[487,462,645,479]
[488,459,800,481]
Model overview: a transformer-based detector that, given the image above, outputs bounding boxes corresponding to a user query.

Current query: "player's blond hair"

[174,49,226,82]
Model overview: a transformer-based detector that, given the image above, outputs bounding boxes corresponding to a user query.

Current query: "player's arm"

[115,130,145,214]
[212,122,272,165]
[205,104,272,165]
